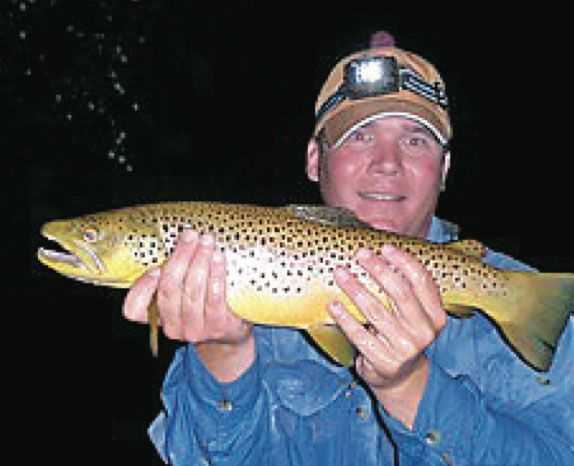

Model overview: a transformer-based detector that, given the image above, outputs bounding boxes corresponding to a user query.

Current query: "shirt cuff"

[184,341,262,428]
[378,361,479,460]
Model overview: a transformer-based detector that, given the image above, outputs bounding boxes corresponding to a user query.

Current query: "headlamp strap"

[316,62,449,123]
[400,68,448,108]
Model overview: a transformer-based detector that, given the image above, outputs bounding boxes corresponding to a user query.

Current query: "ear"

[306,138,321,182]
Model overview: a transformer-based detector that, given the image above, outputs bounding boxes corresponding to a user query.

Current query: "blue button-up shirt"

[149,217,574,465]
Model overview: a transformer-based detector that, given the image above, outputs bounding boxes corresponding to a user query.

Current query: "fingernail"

[329,301,343,316]
[381,244,397,255]
[200,233,215,246]
[147,267,161,278]
[334,268,350,282]
[181,229,198,243]
[356,248,372,261]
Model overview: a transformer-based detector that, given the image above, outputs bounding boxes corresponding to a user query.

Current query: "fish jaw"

[37,221,116,285]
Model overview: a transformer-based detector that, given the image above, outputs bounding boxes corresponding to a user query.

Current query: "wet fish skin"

[37,202,574,371]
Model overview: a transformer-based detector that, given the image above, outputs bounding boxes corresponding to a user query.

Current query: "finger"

[334,266,413,356]
[123,267,161,322]
[206,250,226,308]
[380,245,447,330]
[328,301,397,368]
[204,249,230,331]
[353,247,439,353]
[180,233,216,336]
[157,229,199,337]
[334,266,395,335]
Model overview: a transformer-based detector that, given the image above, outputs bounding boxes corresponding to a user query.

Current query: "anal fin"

[307,324,356,367]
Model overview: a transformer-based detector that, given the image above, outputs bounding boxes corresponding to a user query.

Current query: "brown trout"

[37,202,574,371]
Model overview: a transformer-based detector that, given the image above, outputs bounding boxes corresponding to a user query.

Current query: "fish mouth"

[358,191,407,202]
[37,228,105,276]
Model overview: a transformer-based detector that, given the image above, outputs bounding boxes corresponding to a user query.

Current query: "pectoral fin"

[307,324,356,366]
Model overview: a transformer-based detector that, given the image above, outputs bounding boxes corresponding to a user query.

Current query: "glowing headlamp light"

[316,56,448,123]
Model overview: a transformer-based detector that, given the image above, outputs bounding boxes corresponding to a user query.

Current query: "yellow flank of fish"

[37,202,574,371]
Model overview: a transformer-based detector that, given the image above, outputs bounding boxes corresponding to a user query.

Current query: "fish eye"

[83,227,99,243]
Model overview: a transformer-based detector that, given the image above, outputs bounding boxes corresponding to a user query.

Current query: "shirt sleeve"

[149,343,270,465]
[378,359,574,466]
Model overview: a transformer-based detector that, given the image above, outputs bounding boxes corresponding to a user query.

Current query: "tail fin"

[495,272,573,371]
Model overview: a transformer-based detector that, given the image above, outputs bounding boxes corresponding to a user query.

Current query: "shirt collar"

[427,216,460,244]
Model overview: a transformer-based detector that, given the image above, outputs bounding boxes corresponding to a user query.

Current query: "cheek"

[320,154,364,202]
[407,161,443,201]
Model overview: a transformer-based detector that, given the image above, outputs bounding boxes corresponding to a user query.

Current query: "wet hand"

[329,245,447,427]
[123,230,252,347]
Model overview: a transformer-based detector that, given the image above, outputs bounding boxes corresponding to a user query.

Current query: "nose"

[367,141,402,176]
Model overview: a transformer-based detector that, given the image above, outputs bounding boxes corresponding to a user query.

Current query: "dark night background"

[10,1,571,463]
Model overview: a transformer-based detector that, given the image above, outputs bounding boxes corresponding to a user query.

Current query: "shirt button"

[218,399,233,412]
[355,406,369,420]
[344,382,356,398]
[425,430,441,446]
[536,376,551,386]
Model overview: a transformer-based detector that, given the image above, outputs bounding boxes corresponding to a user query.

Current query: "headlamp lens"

[345,56,399,99]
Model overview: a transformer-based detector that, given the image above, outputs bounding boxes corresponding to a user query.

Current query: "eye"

[406,136,428,146]
[83,227,99,243]
[350,128,373,143]
[341,127,375,150]
[399,133,437,157]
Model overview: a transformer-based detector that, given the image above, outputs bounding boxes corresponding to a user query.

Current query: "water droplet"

[113,82,125,95]
[19,30,27,40]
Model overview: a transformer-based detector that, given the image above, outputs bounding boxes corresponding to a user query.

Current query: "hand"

[329,245,447,428]
[123,230,254,381]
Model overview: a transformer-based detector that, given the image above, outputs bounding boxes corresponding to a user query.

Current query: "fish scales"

[116,202,507,303]
[38,201,574,371]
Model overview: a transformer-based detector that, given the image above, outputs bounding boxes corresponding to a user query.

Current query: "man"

[124,36,574,465]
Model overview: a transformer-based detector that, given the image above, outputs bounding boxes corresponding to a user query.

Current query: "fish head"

[37,211,157,288]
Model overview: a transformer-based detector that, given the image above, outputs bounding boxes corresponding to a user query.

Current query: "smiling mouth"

[358,192,406,202]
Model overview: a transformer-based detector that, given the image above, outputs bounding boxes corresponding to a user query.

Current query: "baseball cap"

[314,33,452,148]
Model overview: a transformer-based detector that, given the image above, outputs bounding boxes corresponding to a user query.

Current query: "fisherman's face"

[307,116,449,238]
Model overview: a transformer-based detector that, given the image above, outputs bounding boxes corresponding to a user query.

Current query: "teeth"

[359,192,405,202]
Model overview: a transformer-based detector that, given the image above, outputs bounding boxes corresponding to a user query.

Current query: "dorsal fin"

[287,205,369,229]
[447,239,487,258]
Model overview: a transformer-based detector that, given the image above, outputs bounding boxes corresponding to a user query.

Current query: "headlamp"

[316,56,448,123]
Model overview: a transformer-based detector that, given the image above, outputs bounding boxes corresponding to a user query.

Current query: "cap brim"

[321,97,449,148]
